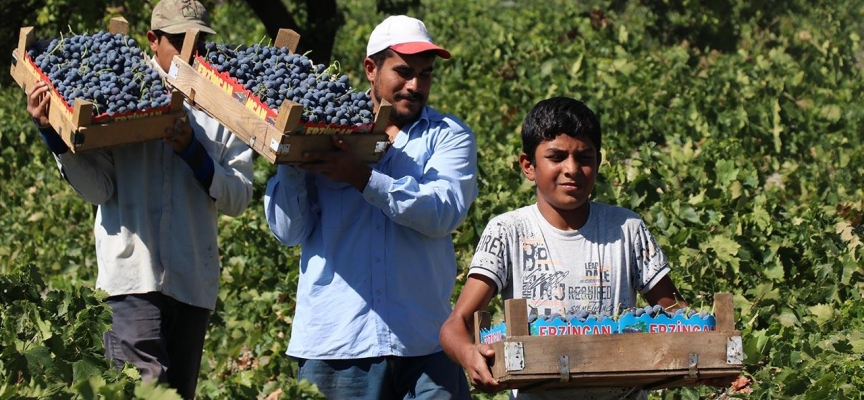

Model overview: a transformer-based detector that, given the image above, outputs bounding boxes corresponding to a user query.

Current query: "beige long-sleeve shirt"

[52,102,253,310]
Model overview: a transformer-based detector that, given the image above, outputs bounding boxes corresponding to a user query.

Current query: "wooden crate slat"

[496,368,742,390]
[180,28,201,65]
[108,17,129,35]
[504,298,529,336]
[271,134,391,164]
[274,29,300,53]
[489,331,739,377]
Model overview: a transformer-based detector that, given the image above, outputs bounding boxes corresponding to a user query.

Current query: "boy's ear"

[519,153,536,181]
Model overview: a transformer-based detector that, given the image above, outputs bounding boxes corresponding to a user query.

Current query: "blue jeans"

[103,292,210,400]
[296,351,470,400]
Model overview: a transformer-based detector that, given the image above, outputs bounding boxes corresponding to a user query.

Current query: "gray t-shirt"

[469,202,670,400]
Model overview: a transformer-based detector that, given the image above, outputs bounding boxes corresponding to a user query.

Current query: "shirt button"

[375,224,381,230]
[375,257,380,262]
[376,289,382,295]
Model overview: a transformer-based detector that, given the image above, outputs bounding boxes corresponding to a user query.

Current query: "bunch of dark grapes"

[626,305,707,319]
[27,31,171,118]
[528,306,712,324]
[200,43,374,126]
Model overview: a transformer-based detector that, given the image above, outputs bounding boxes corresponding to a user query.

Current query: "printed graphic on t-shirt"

[521,237,569,316]
[570,260,614,315]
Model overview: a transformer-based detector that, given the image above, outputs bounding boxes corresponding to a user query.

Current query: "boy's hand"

[26,80,51,127]
[463,344,509,393]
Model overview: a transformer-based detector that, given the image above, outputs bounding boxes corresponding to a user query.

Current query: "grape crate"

[9,17,185,152]
[165,28,391,165]
[473,293,743,391]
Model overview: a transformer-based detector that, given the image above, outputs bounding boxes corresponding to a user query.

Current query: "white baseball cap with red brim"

[366,15,451,59]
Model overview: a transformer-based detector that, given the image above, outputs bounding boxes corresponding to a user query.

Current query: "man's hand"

[26,80,52,127]
[299,134,371,191]
[164,116,193,152]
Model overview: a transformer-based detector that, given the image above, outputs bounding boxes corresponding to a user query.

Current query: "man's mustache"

[395,92,424,102]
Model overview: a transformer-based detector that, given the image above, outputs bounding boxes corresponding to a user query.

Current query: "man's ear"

[364,57,377,82]
[146,31,159,53]
[519,153,535,181]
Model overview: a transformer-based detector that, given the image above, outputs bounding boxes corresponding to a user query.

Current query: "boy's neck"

[537,202,591,231]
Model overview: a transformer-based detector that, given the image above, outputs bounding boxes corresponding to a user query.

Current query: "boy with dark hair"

[440,96,688,399]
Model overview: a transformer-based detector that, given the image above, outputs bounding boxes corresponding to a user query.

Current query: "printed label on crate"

[522,313,716,336]
[192,55,374,135]
[479,322,507,344]
[618,313,716,334]
[25,55,172,124]
[531,316,618,336]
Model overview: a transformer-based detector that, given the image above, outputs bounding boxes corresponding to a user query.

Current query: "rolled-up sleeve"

[362,122,477,238]
[55,149,116,206]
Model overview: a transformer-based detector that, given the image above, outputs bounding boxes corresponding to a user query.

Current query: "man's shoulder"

[422,106,472,135]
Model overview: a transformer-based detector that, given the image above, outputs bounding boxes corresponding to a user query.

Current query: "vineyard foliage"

[1,0,863,399]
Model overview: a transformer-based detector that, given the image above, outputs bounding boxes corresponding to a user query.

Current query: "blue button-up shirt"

[264,106,477,359]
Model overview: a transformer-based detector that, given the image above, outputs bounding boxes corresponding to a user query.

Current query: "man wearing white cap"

[25,1,253,398]
[265,14,475,400]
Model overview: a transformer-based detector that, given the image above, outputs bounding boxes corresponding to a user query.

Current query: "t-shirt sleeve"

[468,217,512,295]
[632,220,670,293]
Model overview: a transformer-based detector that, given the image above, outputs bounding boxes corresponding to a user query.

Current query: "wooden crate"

[164,28,391,165]
[9,18,186,152]
[474,293,743,391]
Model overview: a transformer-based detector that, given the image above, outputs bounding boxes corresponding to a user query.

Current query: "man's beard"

[372,85,424,127]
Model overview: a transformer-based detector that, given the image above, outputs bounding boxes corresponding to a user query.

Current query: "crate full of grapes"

[165,28,390,164]
[9,17,186,152]
[474,293,743,391]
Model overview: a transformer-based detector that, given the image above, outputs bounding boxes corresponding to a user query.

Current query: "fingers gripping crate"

[9,17,186,152]
[165,28,391,165]
[473,293,744,392]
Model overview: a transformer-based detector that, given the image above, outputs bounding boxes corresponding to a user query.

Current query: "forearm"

[204,136,254,217]
[362,169,474,237]
[38,123,116,204]
[644,275,688,310]
[440,315,477,367]
[177,134,215,191]
[264,165,313,246]
[36,124,69,154]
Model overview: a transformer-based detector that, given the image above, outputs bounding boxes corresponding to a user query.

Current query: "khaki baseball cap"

[151,0,216,35]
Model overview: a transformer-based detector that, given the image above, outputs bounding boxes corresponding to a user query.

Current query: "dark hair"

[368,48,397,68]
[155,30,208,52]
[521,97,601,163]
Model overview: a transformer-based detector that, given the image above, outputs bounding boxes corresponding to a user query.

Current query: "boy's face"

[520,134,598,226]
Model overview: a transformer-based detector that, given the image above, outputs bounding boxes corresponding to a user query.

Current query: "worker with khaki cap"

[25,1,253,399]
